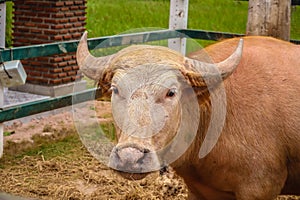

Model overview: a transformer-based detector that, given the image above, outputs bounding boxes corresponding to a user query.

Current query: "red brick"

[32,18,44,23]
[72,75,82,81]
[36,35,49,40]
[55,1,64,6]
[63,66,72,71]
[63,24,72,29]
[50,79,62,85]
[44,7,60,12]
[17,16,30,21]
[79,6,87,11]
[44,19,58,24]
[68,71,77,76]
[24,22,36,27]
[37,13,50,18]
[35,67,50,72]
[60,18,69,23]
[40,78,50,84]
[50,68,63,73]
[29,71,42,76]
[44,30,57,35]
[78,16,86,21]
[43,73,58,78]
[37,24,50,29]
[68,28,78,33]
[22,60,31,65]
[75,1,84,5]
[59,29,69,34]
[13,11,23,15]
[52,24,64,29]
[13,0,87,86]
[32,7,44,11]
[61,7,70,11]
[18,5,31,9]
[53,57,63,62]
[27,76,48,84]
[14,38,30,43]
[26,76,37,82]
[62,77,72,82]
[30,61,42,66]
[31,29,42,34]
[54,35,63,40]
[36,57,49,62]
[65,1,74,6]
[73,22,82,27]
[44,62,58,68]
[63,55,73,61]
[55,13,65,18]
[68,60,77,65]
[69,18,78,23]
[13,21,24,26]
[58,61,68,67]
[58,72,67,77]
[74,11,86,16]
[65,12,74,17]
[14,32,25,36]
[63,35,72,39]
[31,40,47,45]
[72,65,80,70]
[70,6,79,10]
[72,33,81,39]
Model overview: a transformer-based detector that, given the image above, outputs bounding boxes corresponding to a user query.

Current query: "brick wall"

[13,0,87,86]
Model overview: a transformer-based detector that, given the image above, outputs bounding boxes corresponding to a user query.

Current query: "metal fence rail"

[0,29,299,123]
[1,29,299,63]
[0,88,102,123]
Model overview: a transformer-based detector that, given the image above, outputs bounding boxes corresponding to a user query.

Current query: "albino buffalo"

[76,31,300,200]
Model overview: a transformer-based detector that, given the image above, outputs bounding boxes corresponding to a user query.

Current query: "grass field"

[5,1,300,46]
[85,0,300,42]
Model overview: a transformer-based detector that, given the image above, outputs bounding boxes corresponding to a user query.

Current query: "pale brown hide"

[181,36,300,200]
[76,35,300,200]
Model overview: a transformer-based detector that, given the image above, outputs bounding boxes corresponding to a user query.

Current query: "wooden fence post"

[0,2,5,158]
[168,0,189,55]
[246,0,291,41]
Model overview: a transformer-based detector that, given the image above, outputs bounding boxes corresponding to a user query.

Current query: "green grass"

[5,2,13,47]
[86,0,300,44]
[291,7,300,39]
[0,134,82,168]
[5,1,300,47]
[18,135,82,159]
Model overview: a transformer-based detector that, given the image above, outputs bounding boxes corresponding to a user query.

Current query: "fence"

[0,28,300,159]
[1,28,300,123]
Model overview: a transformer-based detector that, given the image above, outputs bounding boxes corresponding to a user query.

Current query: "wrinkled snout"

[108,144,161,174]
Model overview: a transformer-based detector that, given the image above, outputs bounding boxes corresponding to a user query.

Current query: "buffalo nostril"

[109,145,161,173]
[116,146,147,164]
[143,148,150,153]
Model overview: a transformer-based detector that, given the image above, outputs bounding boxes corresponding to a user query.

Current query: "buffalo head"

[76,31,243,177]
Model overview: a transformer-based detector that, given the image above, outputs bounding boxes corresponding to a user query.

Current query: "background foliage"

[4,0,300,47]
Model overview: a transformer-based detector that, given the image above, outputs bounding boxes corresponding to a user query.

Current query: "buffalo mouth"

[114,170,152,180]
[112,166,169,180]
[108,144,162,174]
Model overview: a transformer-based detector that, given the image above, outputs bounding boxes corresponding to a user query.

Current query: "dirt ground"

[0,100,299,200]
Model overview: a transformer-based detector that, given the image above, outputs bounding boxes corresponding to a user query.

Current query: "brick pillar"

[12,0,87,97]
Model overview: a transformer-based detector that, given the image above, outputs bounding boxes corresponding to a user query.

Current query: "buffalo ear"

[96,69,115,100]
[180,69,207,89]
[180,68,225,90]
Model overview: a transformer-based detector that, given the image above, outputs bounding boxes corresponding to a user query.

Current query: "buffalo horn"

[76,31,113,80]
[183,39,244,87]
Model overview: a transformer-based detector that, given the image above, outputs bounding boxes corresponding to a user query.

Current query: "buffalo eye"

[110,85,119,95]
[166,88,176,98]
